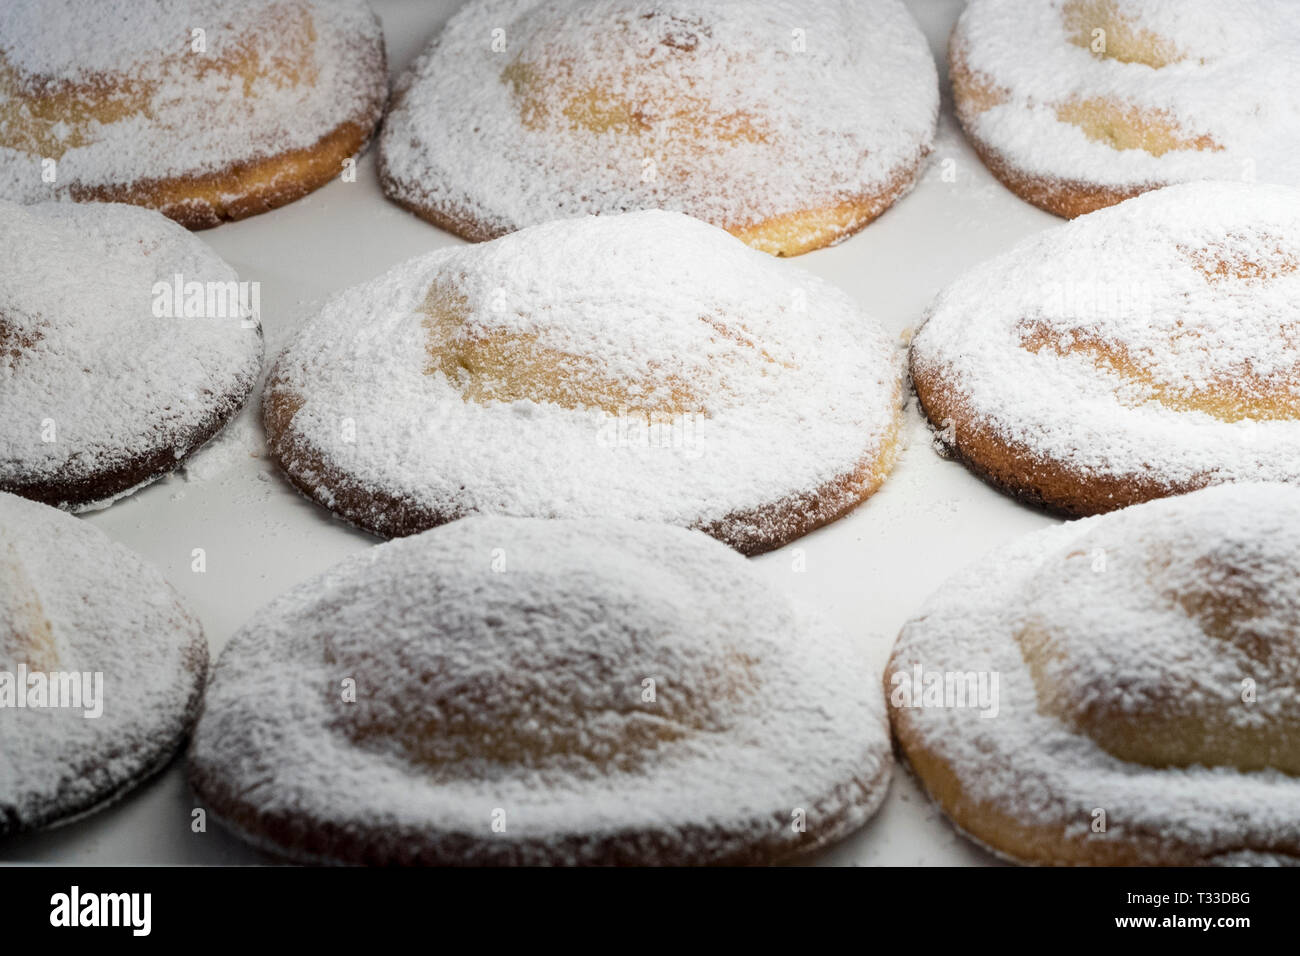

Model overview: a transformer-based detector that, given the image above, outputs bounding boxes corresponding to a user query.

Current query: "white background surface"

[3,0,1067,866]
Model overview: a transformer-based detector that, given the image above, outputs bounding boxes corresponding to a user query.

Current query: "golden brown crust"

[1,16,387,230]
[888,691,1190,865]
[957,122,1151,220]
[910,351,1200,517]
[377,5,933,259]
[377,61,929,259]
[723,160,927,257]
[74,116,381,231]
[696,414,902,555]
[948,35,1157,219]
[264,376,903,555]
[379,156,927,258]
[886,643,1300,866]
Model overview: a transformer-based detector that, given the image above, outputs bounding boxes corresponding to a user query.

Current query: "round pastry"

[0,0,387,229]
[190,515,891,865]
[950,0,1300,218]
[0,200,263,510]
[887,482,1300,865]
[378,0,938,256]
[910,181,1300,517]
[0,492,208,835]
[265,210,904,554]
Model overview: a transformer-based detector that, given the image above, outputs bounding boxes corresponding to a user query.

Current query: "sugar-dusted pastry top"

[889,483,1300,865]
[191,516,890,864]
[0,200,263,509]
[911,181,1300,499]
[379,0,937,247]
[0,492,207,834]
[0,0,386,202]
[952,0,1300,192]
[266,211,904,551]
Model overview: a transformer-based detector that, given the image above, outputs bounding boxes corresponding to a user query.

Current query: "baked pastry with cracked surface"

[887,483,1300,865]
[265,210,904,553]
[0,0,387,227]
[950,0,1300,217]
[911,181,1300,516]
[379,0,937,256]
[190,515,892,865]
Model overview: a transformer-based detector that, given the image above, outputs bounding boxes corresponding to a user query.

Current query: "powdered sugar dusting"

[911,181,1300,490]
[267,210,904,546]
[0,492,207,834]
[191,516,890,864]
[0,0,385,200]
[379,0,937,237]
[889,483,1300,864]
[954,0,1300,190]
[0,200,263,507]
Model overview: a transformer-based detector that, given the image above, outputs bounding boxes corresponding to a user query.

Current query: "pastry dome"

[0,200,263,510]
[266,211,903,553]
[0,492,207,835]
[379,0,937,255]
[950,0,1300,216]
[0,0,387,227]
[190,516,892,865]
[888,483,1300,865]
[911,181,1300,515]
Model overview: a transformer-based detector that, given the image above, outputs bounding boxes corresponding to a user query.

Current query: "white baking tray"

[3,0,1063,866]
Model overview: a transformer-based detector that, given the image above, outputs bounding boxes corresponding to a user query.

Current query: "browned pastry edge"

[910,351,1207,517]
[263,375,903,555]
[72,118,376,231]
[726,158,928,257]
[948,36,1158,219]
[51,41,389,231]
[958,115,1154,220]
[884,647,1300,866]
[0,362,259,511]
[188,737,890,866]
[0,607,208,837]
[376,135,930,257]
